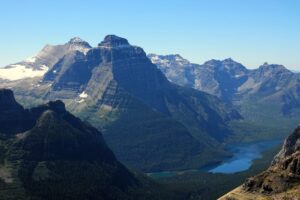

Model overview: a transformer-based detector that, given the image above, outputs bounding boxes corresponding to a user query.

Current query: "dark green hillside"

[0,89,175,200]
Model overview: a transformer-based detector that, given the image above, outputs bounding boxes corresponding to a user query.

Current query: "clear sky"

[0,0,299,69]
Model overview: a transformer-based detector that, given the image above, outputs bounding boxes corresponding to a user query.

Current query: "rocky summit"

[98,35,131,48]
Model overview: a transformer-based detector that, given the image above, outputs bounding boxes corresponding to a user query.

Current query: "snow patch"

[101,104,113,111]
[0,64,48,81]
[69,45,90,54]
[150,55,160,62]
[70,37,85,43]
[195,79,201,88]
[77,99,85,103]
[79,91,88,98]
[25,56,37,63]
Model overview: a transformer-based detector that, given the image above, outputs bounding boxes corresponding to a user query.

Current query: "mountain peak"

[31,100,67,117]
[98,35,130,48]
[0,88,23,111]
[68,37,86,43]
[203,59,222,66]
[263,62,269,66]
[223,57,236,63]
[45,100,66,113]
[258,63,289,72]
[68,37,91,46]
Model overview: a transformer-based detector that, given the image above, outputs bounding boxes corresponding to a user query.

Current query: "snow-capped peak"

[67,37,91,54]
[148,54,190,67]
[68,37,87,44]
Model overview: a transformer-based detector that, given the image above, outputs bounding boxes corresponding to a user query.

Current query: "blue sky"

[0,0,299,69]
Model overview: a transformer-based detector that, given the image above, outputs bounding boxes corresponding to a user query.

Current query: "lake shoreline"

[147,139,282,178]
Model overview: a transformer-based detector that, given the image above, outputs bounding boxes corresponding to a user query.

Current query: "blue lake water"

[208,140,281,174]
[147,139,281,178]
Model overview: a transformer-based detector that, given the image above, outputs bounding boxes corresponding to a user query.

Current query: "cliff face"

[219,125,300,200]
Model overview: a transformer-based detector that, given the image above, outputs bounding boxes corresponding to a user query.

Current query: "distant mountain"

[148,54,248,102]
[0,89,174,200]
[149,54,300,118]
[0,35,241,172]
[147,54,196,88]
[0,37,91,81]
[219,124,300,200]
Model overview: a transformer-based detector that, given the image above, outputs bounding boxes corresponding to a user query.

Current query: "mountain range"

[149,54,300,116]
[149,54,300,142]
[1,35,300,199]
[0,35,241,172]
